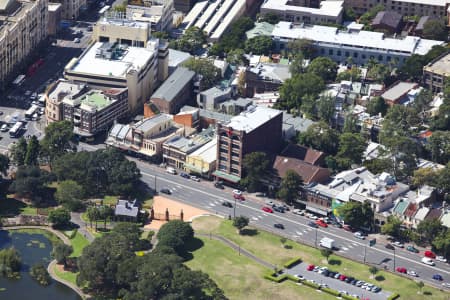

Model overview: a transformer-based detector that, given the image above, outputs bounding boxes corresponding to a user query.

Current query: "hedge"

[387,293,400,300]
[301,280,320,289]
[321,287,340,297]
[283,257,302,268]
[263,271,287,283]
[286,274,301,283]
[341,294,358,300]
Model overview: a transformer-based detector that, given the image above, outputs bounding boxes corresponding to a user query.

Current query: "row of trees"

[76,222,226,299]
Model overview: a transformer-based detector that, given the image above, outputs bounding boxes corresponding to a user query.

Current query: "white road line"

[141,170,450,276]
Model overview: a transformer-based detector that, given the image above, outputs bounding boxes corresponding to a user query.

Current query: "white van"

[166,167,176,175]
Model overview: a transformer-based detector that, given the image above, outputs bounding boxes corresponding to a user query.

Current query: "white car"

[74,38,81,43]
[318,267,328,274]
[232,189,242,195]
[393,241,404,248]
[422,257,435,266]
[407,270,418,277]
[190,175,200,182]
[292,209,304,216]
[294,274,305,280]
[0,124,8,132]
[436,256,447,263]
[442,282,450,288]
[354,231,365,240]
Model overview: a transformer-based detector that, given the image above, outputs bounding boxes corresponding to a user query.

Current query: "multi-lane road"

[97,153,450,291]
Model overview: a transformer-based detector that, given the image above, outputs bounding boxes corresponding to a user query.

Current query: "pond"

[0,230,81,300]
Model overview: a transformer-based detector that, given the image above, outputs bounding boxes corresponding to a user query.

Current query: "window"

[321,48,325,54]
[329,49,333,55]
[353,52,358,58]
[345,51,350,57]
[378,55,383,61]
[337,50,341,56]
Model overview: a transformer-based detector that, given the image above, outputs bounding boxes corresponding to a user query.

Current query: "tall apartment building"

[126,0,174,31]
[52,0,86,20]
[214,106,283,184]
[64,39,168,114]
[341,0,450,18]
[0,0,48,89]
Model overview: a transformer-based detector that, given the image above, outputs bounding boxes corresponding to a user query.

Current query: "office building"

[260,0,343,24]
[48,3,62,36]
[93,17,151,47]
[126,0,174,31]
[271,22,444,66]
[52,0,85,19]
[64,40,168,114]
[214,106,283,183]
[423,52,450,93]
[62,88,129,136]
[0,0,48,89]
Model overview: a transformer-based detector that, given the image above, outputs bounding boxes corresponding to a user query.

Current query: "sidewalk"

[47,260,88,299]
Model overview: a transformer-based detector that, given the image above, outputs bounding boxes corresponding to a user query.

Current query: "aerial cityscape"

[0,0,450,299]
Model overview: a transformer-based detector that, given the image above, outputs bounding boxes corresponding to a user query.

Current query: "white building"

[126,0,174,31]
[260,0,343,24]
[271,22,444,66]
[64,39,168,113]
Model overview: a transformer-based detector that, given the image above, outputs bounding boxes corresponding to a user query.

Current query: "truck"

[319,237,335,250]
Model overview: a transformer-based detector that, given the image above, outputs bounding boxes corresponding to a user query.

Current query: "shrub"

[302,280,319,289]
[322,287,340,296]
[263,271,287,283]
[283,257,302,268]
[341,294,359,300]
[388,294,400,300]
[286,274,301,283]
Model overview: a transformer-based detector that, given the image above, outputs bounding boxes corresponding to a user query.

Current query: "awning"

[306,205,330,216]
[212,170,241,183]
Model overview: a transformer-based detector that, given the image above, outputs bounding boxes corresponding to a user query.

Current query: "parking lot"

[286,262,392,300]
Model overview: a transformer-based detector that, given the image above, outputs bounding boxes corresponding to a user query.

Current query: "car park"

[262,206,273,213]
[190,175,200,182]
[315,219,328,227]
[433,274,443,281]
[406,245,419,253]
[393,241,404,248]
[274,223,284,229]
[396,267,407,274]
[160,188,171,195]
[308,221,319,228]
[424,250,436,258]
[422,257,435,266]
[407,270,418,277]
[354,231,365,240]
[436,256,447,263]
[222,201,232,208]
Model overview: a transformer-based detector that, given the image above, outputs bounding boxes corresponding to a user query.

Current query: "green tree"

[359,4,384,26]
[416,281,424,294]
[52,243,73,266]
[233,216,249,234]
[0,154,9,177]
[209,17,254,56]
[317,94,335,124]
[366,96,388,116]
[335,133,367,170]
[55,180,85,211]
[98,205,114,229]
[363,158,392,175]
[259,13,280,24]
[48,208,71,228]
[412,167,437,187]
[289,53,305,75]
[277,170,303,205]
[342,113,359,134]
[381,215,403,238]
[279,73,325,111]
[320,248,333,263]
[432,230,450,258]
[299,122,339,155]
[0,248,22,277]
[10,137,27,166]
[426,131,450,164]
[308,57,338,82]
[417,218,445,244]
[156,220,194,255]
[30,263,51,286]
[244,36,273,55]
[183,58,222,91]
[226,48,247,66]
[336,66,361,82]
[423,19,448,41]
[40,120,74,163]
[86,206,100,229]
[24,135,40,166]
[9,166,54,207]
[367,61,390,82]
[241,152,270,192]
[170,26,207,55]
[287,39,315,58]
[337,201,374,230]
[369,266,378,279]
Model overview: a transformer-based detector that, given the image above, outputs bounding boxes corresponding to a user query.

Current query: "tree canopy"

[209,17,254,56]
[244,36,273,55]
[55,180,85,211]
[48,208,71,228]
[169,26,207,55]
[337,201,374,230]
[157,220,194,255]
[299,122,339,155]
[278,73,325,111]
[241,152,271,192]
[183,58,222,91]
[423,19,448,41]
[307,57,338,82]
[40,120,74,163]
[233,216,249,234]
[277,170,303,205]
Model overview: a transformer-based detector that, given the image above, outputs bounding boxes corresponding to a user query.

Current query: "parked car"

[160,188,171,195]
[73,37,81,43]
[306,264,315,271]
[424,250,436,259]
[354,231,365,240]
[334,273,341,279]
[385,244,395,250]
[273,205,285,213]
[0,124,8,132]
[332,221,343,228]
[214,181,224,189]
[315,219,328,228]
[233,194,245,201]
[396,267,407,274]
[232,189,242,195]
[274,223,284,229]
[190,175,200,182]
[372,286,381,293]
[343,224,353,232]
[295,274,305,280]
[407,270,418,277]
[180,172,190,179]
[222,201,232,208]
[406,245,419,253]
[433,274,443,281]
[262,206,273,213]
[307,213,318,220]
[393,241,404,248]
[436,256,447,263]
[292,209,304,216]
[442,282,450,288]
[318,267,328,274]
[308,221,319,228]
[422,257,435,266]
[339,274,347,281]
[265,200,275,206]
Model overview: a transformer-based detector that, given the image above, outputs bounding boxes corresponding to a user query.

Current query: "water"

[0,230,81,300]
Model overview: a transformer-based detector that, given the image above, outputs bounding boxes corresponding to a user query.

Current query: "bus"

[9,122,24,138]
[25,105,39,120]
[12,74,26,86]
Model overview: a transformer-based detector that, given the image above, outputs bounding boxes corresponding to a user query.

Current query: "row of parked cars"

[305,264,381,296]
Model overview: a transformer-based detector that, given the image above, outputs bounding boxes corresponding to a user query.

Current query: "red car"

[315,220,328,228]
[307,264,315,271]
[424,250,436,259]
[396,267,407,274]
[339,274,347,281]
[343,225,353,232]
[233,194,245,201]
[262,206,273,213]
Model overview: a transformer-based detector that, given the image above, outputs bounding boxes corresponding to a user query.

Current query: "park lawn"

[69,232,89,257]
[192,216,449,300]
[53,264,78,286]
[103,195,118,206]
[20,206,37,215]
[185,237,337,300]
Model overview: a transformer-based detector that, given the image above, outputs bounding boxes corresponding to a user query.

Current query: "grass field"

[185,237,337,300]
[192,216,450,300]
[69,232,89,257]
[53,264,78,286]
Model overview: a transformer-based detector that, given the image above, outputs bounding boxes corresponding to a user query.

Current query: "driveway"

[286,262,391,300]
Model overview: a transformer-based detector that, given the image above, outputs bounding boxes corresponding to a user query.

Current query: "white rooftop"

[272,22,444,55]
[70,42,155,78]
[188,138,217,163]
[262,0,343,17]
[48,80,86,101]
[97,17,149,29]
[225,105,282,133]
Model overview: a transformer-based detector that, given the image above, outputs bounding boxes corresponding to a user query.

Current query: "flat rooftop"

[69,42,155,78]
[381,82,417,101]
[271,22,444,55]
[97,17,149,29]
[261,0,343,17]
[225,105,282,133]
[48,80,87,102]
[424,53,450,76]
[80,91,114,110]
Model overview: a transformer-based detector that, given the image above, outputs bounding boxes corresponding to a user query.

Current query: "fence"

[150,208,184,221]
